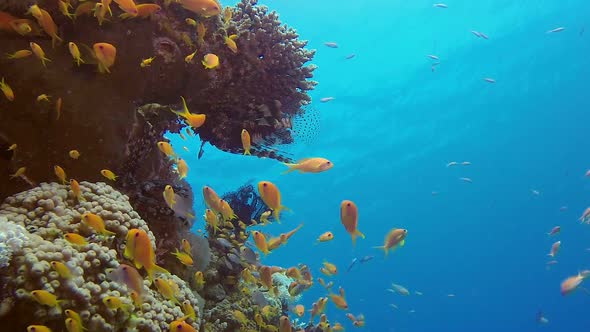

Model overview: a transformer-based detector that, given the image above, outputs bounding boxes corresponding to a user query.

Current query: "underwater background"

[173,0,590,331]
[1,0,590,331]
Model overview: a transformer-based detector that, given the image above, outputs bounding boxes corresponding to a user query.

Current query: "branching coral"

[0,182,202,331]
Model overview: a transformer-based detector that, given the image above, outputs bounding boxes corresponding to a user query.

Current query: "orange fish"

[258,181,289,223]
[82,212,116,236]
[241,129,251,155]
[329,287,348,310]
[93,43,116,73]
[561,272,589,296]
[252,231,270,256]
[179,0,221,17]
[203,186,222,212]
[294,304,304,317]
[279,223,303,244]
[317,231,334,242]
[340,200,365,246]
[113,0,138,16]
[171,96,206,129]
[106,264,144,297]
[374,228,408,256]
[279,316,292,332]
[34,7,62,48]
[126,229,170,281]
[121,3,161,18]
[548,241,561,258]
[282,158,333,174]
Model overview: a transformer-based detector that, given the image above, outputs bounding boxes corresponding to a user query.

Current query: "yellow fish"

[171,96,206,129]
[82,212,116,236]
[27,326,52,332]
[154,277,181,304]
[29,42,51,67]
[6,50,32,59]
[241,129,251,155]
[36,94,50,103]
[163,185,176,209]
[233,310,248,325]
[157,141,176,158]
[185,18,197,26]
[140,56,156,68]
[54,165,67,185]
[64,318,81,332]
[185,50,197,63]
[219,199,237,221]
[69,150,81,159]
[6,144,16,151]
[0,77,14,101]
[224,35,238,53]
[223,6,232,24]
[93,3,108,26]
[68,42,84,66]
[282,157,333,174]
[172,249,193,266]
[204,208,221,234]
[101,169,117,181]
[31,290,62,311]
[58,1,75,21]
[182,300,196,320]
[177,158,189,179]
[70,179,85,202]
[64,309,84,332]
[10,167,26,179]
[50,261,72,279]
[93,43,116,73]
[202,53,219,69]
[102,296,133,312]
[181,239,192,255]
[258,181,289,223]
[64,233,87,246]
[194,271,205,290]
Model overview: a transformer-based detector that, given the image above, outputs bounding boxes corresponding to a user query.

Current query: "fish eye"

[263,183,267,187]
[134,232,140,238]
[346,203,351,207]
[99,45,104,49]
[106,298,111,302]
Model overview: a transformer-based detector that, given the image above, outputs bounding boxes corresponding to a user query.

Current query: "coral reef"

[0,182,202,331]
[189,0,317,160]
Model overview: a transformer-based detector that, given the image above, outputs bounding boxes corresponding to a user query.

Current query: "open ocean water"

[167,0,590,331]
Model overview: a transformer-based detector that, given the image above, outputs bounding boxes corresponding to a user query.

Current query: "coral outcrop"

[0,182,202,331]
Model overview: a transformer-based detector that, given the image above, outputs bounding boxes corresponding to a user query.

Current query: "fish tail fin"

[351,234,357,247]
[356,229,366,239]
[373,246,388,257]
[272,209,281,224]
[104,229,116,236]
[281,163,298,174]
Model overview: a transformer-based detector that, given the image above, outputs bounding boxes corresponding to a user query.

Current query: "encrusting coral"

[0,181,202,331]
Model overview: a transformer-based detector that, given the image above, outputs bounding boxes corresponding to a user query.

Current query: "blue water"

[170,0,590,330]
